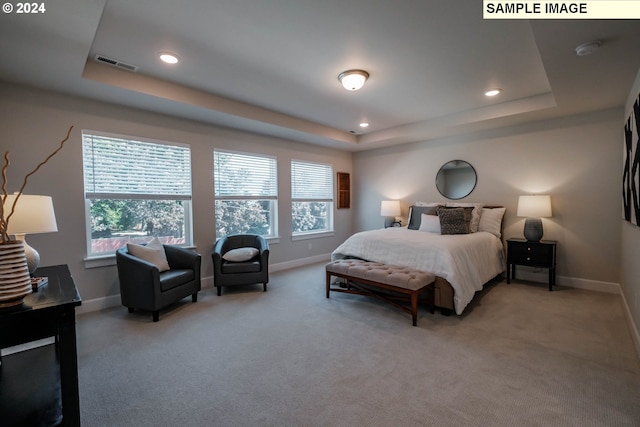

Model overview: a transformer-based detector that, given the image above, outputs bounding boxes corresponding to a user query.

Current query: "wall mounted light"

[338,69,369,91]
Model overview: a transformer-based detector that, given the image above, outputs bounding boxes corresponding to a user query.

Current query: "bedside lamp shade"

[517,195,551,242]
[380,200,401,217]
[3,194,58,274]
[380,200,401,228]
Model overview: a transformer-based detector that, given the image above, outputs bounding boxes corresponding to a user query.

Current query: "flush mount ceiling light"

[159,52,180,64]
[485,88,502,97]
[338,69,369,91]
[359,122,369,128]
[575,40,601,56]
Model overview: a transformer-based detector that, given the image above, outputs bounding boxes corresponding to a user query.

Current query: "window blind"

[291,160,333,201]
[83,133,192,200]
[214,150,277,198]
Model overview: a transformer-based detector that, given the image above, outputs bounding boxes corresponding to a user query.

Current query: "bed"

[331,204,506,315]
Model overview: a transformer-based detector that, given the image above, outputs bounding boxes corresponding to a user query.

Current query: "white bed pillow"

[418,213,441,233]
[478,207,506,238]
[445,202,484,233]
[127,237,170,272]
[223,247,259,262]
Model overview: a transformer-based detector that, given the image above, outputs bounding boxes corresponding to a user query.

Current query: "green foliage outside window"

[90,199,185,239]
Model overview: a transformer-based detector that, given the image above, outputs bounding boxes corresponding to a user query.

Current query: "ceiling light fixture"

[359,122,369,128]
[338,69,369,91]
[159,52,179,64]
[575,40,601,56]
[485,88,501,97]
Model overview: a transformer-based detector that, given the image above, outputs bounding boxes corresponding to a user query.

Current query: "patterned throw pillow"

[437,206,470,234]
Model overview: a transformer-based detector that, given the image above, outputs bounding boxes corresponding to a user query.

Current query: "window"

[82,131,193,256]
[214,149,278,238]
[291,160,333,235]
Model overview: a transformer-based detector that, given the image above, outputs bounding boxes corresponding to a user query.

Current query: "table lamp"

[516,195,552,242]
[4,194,58,275]
[380,200,401,228]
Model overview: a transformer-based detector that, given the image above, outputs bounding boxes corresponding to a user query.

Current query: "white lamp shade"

[380,200,401,217]
[3,194,58,234]
[517,195,552,218]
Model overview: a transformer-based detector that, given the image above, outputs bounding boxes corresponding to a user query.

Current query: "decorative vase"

[0,241,32,308]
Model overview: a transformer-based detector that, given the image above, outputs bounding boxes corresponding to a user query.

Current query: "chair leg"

[128,307,135,313]
[192,292,198,302]
[152,310,159,322]
[263,283,267,292]
[217,285,222,296]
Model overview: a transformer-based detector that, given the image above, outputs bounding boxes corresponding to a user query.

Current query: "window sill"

[84,254,116,269]
[84,245,198,269]
[291,231,335,241]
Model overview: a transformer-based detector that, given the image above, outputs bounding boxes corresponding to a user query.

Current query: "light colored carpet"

[76,263,640,426]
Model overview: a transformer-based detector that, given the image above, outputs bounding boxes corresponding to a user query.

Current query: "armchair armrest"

[116,248,162,306]
[164,245,201,271]
[255,235,270,266]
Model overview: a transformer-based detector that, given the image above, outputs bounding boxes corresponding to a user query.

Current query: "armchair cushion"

[222,260,261,274]
[223,247,259,262]
[159,269,196,292]
[126,237,170,272]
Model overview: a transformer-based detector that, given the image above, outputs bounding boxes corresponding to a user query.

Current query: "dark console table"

[0,264,82,426]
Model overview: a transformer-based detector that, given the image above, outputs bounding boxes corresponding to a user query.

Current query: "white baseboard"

[619,288,640,360]
[76,253,332,315]
[270,253,331,272]
[513,270,620,294]
[77,294,122,315]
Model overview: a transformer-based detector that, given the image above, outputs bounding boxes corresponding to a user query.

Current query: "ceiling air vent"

[94,54,139,72]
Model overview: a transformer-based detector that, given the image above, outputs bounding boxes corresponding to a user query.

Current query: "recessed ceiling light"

[359,122,369,128]
[159,52,179,64]
[485,88,501,97]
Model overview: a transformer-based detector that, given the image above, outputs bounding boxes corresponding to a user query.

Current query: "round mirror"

[435,160,477,200]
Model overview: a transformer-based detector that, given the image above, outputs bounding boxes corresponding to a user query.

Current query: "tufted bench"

[325,259,436,326]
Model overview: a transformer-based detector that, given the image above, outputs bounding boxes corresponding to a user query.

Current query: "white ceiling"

[1,0,639,151]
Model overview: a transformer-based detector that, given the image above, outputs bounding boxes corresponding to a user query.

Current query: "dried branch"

[1,125,74,243]
[0,152,10,243]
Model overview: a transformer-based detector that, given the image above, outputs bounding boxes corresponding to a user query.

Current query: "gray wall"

[621,68,640,349]
[0,83,352,305]
[353,109,622,286]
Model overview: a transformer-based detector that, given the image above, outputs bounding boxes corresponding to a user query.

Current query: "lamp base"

[14,234,40,275]
[523,218,543,242]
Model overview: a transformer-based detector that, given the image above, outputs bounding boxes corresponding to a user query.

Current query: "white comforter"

[331,228,505,314]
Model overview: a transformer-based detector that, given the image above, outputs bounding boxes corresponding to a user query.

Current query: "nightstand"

[506,238,557,291]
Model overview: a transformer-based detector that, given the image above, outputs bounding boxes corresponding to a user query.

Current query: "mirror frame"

[435,160,477,200]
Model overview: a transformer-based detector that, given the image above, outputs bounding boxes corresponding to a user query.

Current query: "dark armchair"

[116,244,201,322]
[212,234,269,296]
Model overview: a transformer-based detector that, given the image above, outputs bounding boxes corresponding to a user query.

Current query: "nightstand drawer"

[507,239,556,268]
[509,252,552,266]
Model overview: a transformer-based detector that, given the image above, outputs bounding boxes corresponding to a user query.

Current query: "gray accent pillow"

[437,206,471,235]
[407,205,440,230]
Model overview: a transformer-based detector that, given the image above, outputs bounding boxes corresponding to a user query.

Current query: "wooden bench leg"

[411,292,418,326]
[326,271,331,298]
